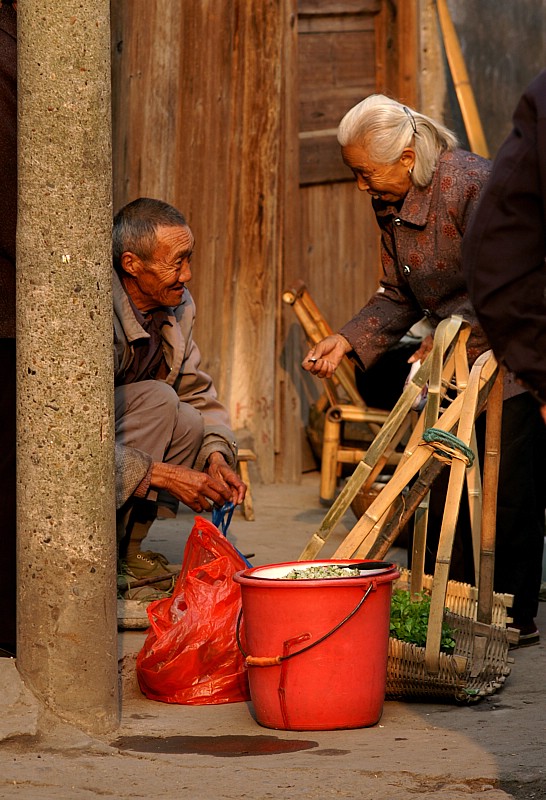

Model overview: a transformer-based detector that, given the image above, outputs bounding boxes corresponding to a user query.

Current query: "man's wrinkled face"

[124,224,194,311]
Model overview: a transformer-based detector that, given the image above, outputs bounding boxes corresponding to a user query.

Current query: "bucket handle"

[236,582,375,667]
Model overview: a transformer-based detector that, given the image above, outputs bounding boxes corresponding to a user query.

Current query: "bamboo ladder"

[298,315,474,562]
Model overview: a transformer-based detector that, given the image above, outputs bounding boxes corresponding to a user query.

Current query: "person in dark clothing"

[463,69,546,645]
[0,0,17,657]
[464,69,546,413]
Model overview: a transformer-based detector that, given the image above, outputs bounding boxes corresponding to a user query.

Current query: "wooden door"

[280,0,418,474]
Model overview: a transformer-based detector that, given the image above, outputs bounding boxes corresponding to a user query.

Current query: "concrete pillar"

[16,1,118,733]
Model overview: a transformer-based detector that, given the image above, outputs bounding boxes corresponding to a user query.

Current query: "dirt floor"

[1,471,545,800]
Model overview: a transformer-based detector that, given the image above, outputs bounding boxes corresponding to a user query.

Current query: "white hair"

[337,94,459,188]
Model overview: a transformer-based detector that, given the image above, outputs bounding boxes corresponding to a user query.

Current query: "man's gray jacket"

[113,271,238,507]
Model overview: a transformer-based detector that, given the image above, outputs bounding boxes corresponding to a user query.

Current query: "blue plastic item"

[212,502,252,567]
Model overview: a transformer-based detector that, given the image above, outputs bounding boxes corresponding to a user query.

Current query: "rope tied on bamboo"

[419,427,475,467]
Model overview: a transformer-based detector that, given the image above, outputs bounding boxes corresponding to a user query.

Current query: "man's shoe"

[121,585,173,603]
[121,550,175,592]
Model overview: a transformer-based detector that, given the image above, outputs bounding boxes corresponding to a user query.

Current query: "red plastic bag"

[136,516,250,705]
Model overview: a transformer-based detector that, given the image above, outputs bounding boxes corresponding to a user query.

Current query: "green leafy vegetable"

[390,589,456,653]
[282,565,361,580]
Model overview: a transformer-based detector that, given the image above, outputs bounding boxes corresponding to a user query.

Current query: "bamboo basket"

[386,611,512,702]
[394,568,512,627]
[386,568,514,702]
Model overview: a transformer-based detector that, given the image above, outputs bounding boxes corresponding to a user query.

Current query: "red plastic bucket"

[234,559,399,731]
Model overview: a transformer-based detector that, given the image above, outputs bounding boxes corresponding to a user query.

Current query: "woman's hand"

[302,334,352,379]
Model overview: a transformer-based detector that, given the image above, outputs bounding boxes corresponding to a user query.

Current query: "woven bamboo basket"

[386,610,512,702]
[386,569,514,702]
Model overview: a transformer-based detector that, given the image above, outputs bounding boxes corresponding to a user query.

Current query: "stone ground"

[1,471,545,800]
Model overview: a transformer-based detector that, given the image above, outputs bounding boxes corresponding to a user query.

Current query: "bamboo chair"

[282,279,400,504]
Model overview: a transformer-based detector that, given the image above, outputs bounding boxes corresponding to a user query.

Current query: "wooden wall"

[110,0,417,483]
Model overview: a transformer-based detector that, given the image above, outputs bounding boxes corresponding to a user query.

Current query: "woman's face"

[341,143,415,203]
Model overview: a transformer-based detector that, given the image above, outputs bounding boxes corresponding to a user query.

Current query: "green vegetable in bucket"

[282,565,361,580]
[389,589,456,653]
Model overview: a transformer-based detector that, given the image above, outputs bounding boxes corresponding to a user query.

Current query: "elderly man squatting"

[113,198,245,590]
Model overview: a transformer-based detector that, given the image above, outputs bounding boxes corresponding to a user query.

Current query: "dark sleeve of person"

[463,69,546,403]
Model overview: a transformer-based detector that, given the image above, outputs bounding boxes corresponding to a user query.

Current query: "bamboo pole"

[436,0,490,158]
[466,428,483,583]
[477,366,504,624]
[409,319,467,597]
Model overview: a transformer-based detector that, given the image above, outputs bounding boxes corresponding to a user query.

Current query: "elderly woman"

[303,94,490,376]
[303,94,544,646]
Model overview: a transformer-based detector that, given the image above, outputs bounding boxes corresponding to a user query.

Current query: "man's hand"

[205,452,246,505]
[149,461,234,513]
[302,334,351,379]
[541,404,546,425]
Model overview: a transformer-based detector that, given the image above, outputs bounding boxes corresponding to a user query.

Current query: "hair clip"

[403,106,417,134]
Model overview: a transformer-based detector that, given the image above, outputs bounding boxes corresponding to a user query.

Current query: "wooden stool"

[237,448,257,521]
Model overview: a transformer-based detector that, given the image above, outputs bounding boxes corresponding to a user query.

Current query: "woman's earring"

[408,167,413,176]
